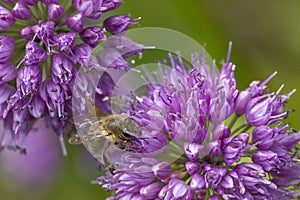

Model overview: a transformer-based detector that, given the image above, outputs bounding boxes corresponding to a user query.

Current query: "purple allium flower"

[0,118,61,188]
[0,0,142,155]
[96,44,300,199]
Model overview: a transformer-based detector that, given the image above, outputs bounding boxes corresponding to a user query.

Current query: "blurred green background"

[1,0,299,199]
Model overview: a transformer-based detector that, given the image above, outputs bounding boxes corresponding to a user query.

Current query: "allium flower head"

[0,0,142,154]
[96,44,300,199]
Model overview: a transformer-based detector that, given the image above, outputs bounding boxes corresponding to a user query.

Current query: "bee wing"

[84,133,105,141]
[81,136,110,165]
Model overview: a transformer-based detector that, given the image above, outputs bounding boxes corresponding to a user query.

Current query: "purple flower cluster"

[0,0,140,154]
[97,46,300,199]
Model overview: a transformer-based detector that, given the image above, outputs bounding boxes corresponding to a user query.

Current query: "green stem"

[30,5,40,22]
[231,121,248,135]
[240,125,251,133]
[36,2,44,19]
[12,51,25,66]
[0,1,13,9]
[44,58,51,77]
[247,147,257,155]
[42,2,49,20]
[169,140,182,149]
[61,0,72,11]
[185,176,192,185]
[55,24,70,33]
[228,114,240,129]
[15,19,34,27]
[4,25,23,31]
[1,31,19,36]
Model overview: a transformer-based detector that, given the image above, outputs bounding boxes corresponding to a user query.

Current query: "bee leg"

[68,134,82,145]
[104,132,112,136]
[102,142,115,174]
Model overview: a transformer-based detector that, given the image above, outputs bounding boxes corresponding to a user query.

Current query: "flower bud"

[51,54,75,84]
[252,125,277,150]
[24,41,48,65]
[247,71,278,98]
[158,185,168,199]
[152,162,172,180]
[207,140,221,156]
[203,164,226,188]
[17,64,42,95]
[0,36,15,63]
[185,161,201,175]
[213,123,230,140]
[222,133,249,167]
[29,94,45,118]
[12,107,33,136]
[72,0,102,19]
[12,1,32,20]
[169,179,189,199]
[190,173,206,190]
[23,0,38,5]
[101,0,123,12]
[234,163,277,190]
[0,84,15,105]
[0,62,17,84]
[72,43,92,66]
[48,3,64,21]
[245,94,272,126]
[0,5,15,31]
[0,84,15,118]
[19,26,34,40]
[103,14,139,35]
[234,90,251,116]
[66,13,83,32]
[40,0,58,4]
[32,21,55,41]
[234,163,265,177]
[140,182,163,199]
[79,26,106,48]
[184,142,203,161]
[252,150,279,172]
[72,0,93,15]
[40,78,65,118]
[52,32,76,51]
[220,175,234,189]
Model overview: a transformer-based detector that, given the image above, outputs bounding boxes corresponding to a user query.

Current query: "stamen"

[260,71,278,87]
[59,133,67,156]
[287,88,296,97]
[226,41,233,64]
[16,57,25,68]
[275,84,284,96]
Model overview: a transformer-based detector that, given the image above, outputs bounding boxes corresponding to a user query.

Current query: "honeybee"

[69,115,142,170]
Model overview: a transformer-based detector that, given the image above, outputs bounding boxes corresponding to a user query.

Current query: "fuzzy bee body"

[69,115,142,169]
